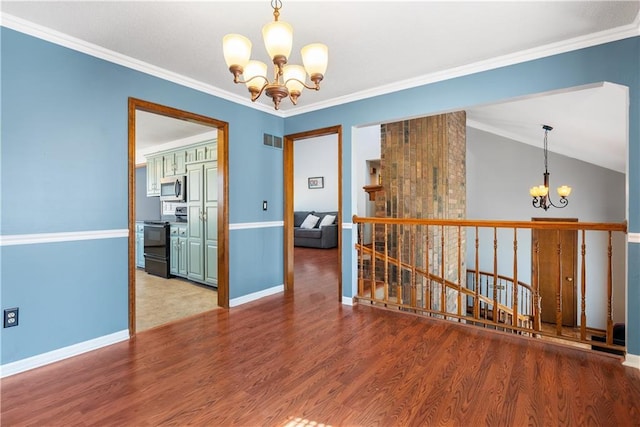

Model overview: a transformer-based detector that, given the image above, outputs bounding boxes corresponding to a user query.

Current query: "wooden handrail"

[353,215,627,355]
[352,215,627,232]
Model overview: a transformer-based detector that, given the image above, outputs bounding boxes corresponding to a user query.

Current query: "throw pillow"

[319,214,336,227]
[300,214,320,229]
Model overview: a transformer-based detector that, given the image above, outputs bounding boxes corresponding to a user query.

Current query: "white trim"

[284,19,640,117]
[0,330,129,378]
[0,229,129,246]
[628,233,640,244]
[229,284,284,307]
[623,353,640,370]
[342,223,353,229]
[3,11,638,119]
[342,296,354,306]
[229,221,284,230]
[0,13,280,118]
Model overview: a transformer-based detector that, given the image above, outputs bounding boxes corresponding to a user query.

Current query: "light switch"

[262,200,268,211]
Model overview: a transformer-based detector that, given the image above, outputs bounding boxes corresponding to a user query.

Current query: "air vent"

[263,133,283,149]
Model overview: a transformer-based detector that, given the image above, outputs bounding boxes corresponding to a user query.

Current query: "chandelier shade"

[222,0,328,110]
[301,43,329,77]
[222,34,252,69]
[262,20,293,60]
[530,125,572,210]
[243,60,268,92]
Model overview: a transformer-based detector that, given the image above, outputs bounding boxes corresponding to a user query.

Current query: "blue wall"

[285,37,640,355]
[1,28,285,364]
[2,26,639,364]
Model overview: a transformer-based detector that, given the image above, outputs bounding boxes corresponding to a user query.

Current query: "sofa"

[294,211,338,249]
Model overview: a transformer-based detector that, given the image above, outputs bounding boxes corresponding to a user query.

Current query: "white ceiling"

[2,1,638,171]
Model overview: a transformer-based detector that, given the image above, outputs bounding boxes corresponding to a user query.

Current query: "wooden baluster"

[493,227,498,324]
[533,238,541,334]
[371,222,377,300]
[512,228,519,329]
[607,231,613,345]
[397,224,403,305]
[580,229,587,341]
[384,224,389,302]
[410,225,417,308]
[425,225,431,312]
[441,225,446,317]
[474,226,480,320]
[556,229,563,336]
[457,225,462,319]
[358,222,364,297]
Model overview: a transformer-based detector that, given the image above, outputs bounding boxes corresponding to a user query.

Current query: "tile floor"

[135,269,218,331]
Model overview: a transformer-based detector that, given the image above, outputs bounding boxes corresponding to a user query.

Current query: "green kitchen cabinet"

[170,224,188,277]
[146,155,163,196]
[186,161,218,286]
[135,222,145,268]
[164,150,186,177]
[186,141,217,164]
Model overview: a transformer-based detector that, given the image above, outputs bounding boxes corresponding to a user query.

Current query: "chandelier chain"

[271,0,282,21]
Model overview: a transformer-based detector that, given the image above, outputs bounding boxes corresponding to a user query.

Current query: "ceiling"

[2,1,638,171]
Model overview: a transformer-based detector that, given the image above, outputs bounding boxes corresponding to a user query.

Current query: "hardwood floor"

[2,247,640,426]
[135,269,218,331]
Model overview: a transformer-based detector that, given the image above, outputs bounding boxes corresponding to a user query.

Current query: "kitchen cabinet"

[146,155,163,196]
[186,161,218,286]
[170,224,188,277]
[135,222,145,268]
[164,150,186,177]
[186,142,217,163]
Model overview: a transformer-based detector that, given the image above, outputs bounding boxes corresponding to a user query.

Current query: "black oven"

[143,221,170,278]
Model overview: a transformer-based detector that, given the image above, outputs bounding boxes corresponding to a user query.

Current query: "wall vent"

[263,133,283,149]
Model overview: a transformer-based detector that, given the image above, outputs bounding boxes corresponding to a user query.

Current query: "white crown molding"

[0,229,128,246]
[2,10,638,119]
[283,18,640,117]
[1,330,129,378]
[0,12,283,118]
[229,284,284,307]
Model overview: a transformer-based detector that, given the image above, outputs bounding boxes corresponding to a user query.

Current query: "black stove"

[143,221,170,278]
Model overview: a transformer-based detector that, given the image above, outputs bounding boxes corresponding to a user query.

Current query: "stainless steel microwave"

[160,176,186,202]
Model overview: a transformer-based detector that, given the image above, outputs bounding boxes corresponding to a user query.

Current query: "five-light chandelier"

[222,0,328,110]
[529,124,572,210]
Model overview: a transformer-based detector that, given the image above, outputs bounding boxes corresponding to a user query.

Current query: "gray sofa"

[294,211,338,249]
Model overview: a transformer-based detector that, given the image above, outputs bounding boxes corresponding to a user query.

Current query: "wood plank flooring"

[2,247,640,426]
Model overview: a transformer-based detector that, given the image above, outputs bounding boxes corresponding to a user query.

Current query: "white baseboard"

[342,296,354,306]
[623,353,640,370]
[229,284,284,307]
[0,330,129,378]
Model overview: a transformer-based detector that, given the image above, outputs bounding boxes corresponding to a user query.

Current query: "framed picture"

[308,177,324,189]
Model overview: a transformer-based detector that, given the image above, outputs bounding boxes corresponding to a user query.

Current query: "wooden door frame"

[532,217,578,327]
[284,126,342,301]
[128,98,230,336]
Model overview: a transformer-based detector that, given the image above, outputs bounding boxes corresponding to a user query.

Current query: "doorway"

[128,98,230,335]
[532,218,578,327]
[284,126,342,300]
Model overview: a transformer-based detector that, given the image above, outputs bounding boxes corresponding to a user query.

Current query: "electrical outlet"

[4,308,19,328]
[262,200,268,211]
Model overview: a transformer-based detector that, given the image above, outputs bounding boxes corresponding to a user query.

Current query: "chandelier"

[222,0,328,110]
[530,125,572,210]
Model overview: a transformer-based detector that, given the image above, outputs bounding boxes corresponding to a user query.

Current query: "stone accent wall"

[374,112,466,314]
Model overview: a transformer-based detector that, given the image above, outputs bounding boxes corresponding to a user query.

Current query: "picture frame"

[308,177,324,189]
